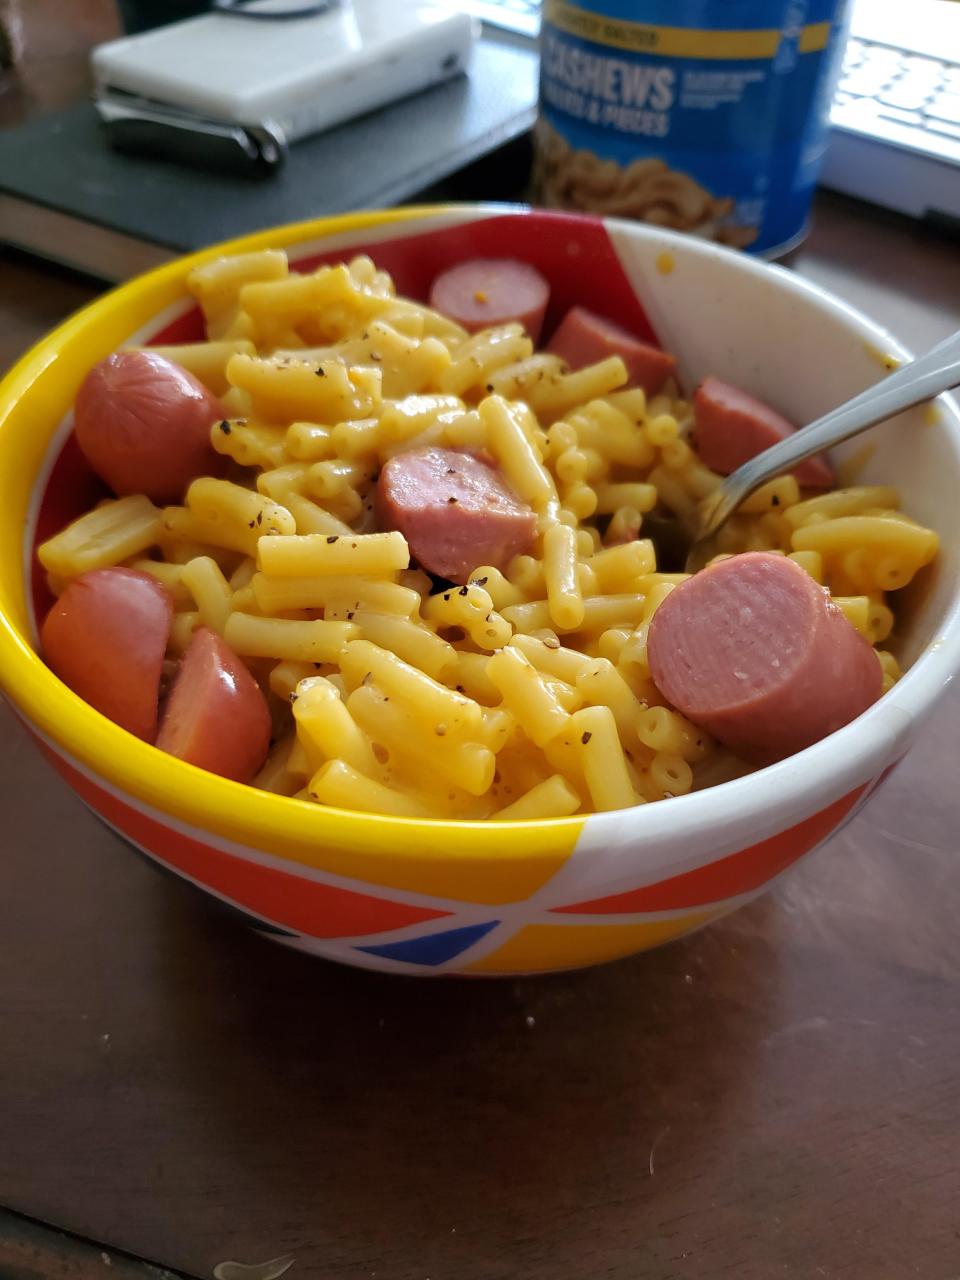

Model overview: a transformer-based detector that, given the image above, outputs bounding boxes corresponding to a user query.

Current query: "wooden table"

[3,9,960,1279]
[3,197,960,1280]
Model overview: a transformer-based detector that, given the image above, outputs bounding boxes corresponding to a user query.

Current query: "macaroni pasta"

[38,249,938,820]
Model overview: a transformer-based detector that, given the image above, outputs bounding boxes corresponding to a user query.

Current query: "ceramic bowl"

[1,204,958,975]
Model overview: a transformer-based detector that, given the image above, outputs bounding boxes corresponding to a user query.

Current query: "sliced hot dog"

[41,567,173,741]
[157,627,271,783]
[546,305,676,395]
[376,446,537,583]
[647,552,882,764]
[429,259,550,341]
[74,350,227,505]
[692,376,833,488]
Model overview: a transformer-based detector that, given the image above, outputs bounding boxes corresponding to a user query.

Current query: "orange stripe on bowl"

[44,748,452,939]
[552,786,867,915]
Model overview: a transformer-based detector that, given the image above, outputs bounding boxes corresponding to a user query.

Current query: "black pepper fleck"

[315,367,326,377]
[485,383,493,392]
[256,511,263,526]
[326,535,339,543]
[458,585,469,597]
[447,496,458,504]
[247,519,256,529]
[443,592,451,602]
[474,576,488,586]
[219,420,232,434]
[455,684,465,693]
[581,731,592,745]
[289,692,298,704]
[346,611,355,620]
[772,495,781,506]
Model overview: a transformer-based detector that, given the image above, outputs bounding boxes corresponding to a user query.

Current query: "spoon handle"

[699,327,960,540]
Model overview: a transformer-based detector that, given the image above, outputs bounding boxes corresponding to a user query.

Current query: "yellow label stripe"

[545,0,832,59]
[798,21,831,53]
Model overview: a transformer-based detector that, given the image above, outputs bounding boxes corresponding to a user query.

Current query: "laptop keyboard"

[837,37,960,143]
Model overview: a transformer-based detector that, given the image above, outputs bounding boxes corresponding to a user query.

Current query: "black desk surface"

[0,32,538,262]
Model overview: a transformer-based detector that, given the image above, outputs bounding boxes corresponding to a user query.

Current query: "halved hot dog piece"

[647,552,882,764]
[157,627,271,783]
[41,567,173,741]
[429,259,550,341]
[692,376,833,488]
[546,305,676,395]
[377,446,537,583]
[75,350,227,505]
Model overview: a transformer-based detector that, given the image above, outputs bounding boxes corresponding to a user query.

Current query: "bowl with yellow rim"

[1,204,959,976]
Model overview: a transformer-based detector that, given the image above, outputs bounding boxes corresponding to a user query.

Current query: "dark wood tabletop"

[3,7,960,1280]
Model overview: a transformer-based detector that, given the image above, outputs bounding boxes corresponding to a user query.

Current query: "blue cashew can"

[533,0,851,255]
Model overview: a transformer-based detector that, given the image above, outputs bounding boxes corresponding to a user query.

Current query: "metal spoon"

[683,327,960,573]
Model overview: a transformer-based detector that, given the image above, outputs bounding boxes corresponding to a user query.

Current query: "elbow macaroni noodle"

[39,250,939,819]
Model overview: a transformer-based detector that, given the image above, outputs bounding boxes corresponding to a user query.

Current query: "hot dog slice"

[377,446,537,583]
[546,306,677,395]
[692,376,834,488]
[74,350,227,505]
[40,567,173,741]
[429,259,550,341]
[157,627,271,783]
[647,552,882,764]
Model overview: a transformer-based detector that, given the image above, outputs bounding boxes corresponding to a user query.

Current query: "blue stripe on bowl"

[357,920,499,966]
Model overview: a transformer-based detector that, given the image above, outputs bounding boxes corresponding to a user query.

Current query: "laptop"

[464,0,960,229]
